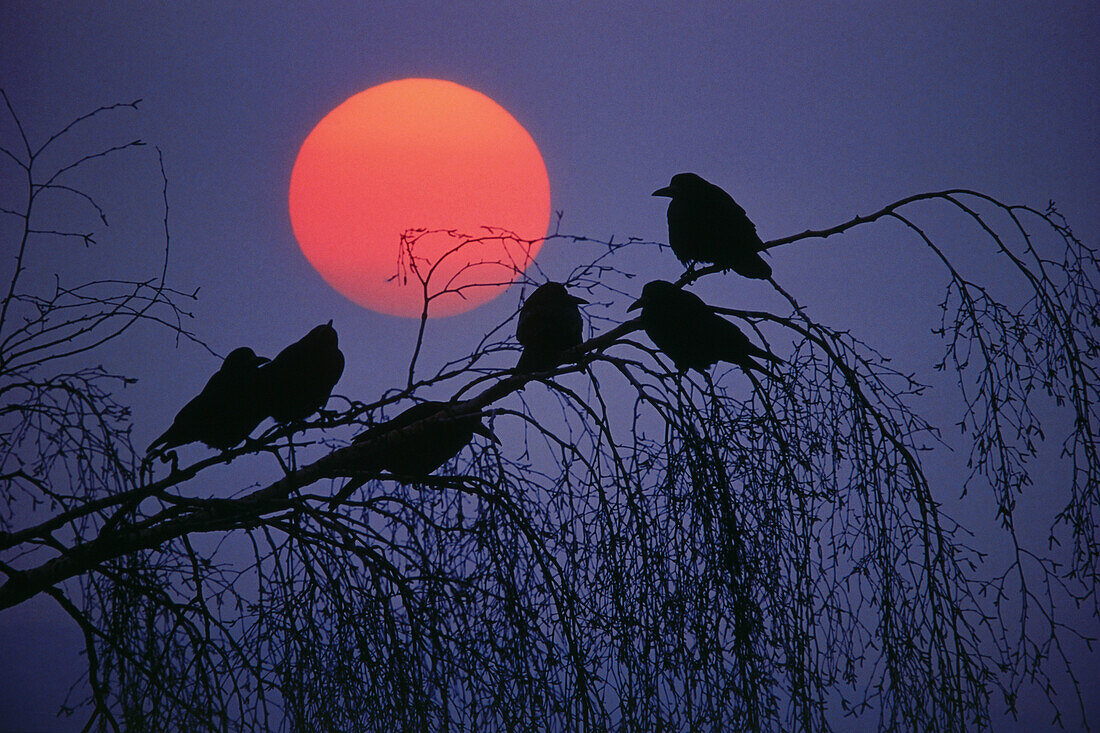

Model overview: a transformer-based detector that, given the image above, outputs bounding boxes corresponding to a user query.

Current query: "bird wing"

[705,180,749,219]
[323,347,346,393]
[699,182,766,254]
[516,297,550,347]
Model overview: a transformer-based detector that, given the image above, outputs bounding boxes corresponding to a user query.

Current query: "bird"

[260,321,345,425]
[652,172,772,279]
[147,347,270,455]
[515,282,588,372]
[329,400,498,506]
[627,280,782,377]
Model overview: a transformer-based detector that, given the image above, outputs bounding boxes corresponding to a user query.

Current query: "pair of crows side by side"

[147,322,345,457]
[149,172,780,492]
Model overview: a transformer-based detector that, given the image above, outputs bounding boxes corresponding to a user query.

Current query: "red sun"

[288,79,551,318]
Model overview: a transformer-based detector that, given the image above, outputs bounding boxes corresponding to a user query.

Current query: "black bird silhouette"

[147,347,270,455]
[261,320,345,424]
[628,280,782,377]
[516,282,588,372]
[329,400,497,506]
[652,172,772,279]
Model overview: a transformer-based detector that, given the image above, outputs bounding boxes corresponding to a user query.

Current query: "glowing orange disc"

[288,78,551,318]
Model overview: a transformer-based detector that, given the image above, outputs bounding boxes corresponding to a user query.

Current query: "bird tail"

[515,347,556,373]
[743,358,781,381]
[737,257,772,280]
[753,348,783,366]
[146,431,172,456]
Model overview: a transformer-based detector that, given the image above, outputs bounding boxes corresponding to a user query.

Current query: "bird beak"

[652,186,673,197]
[475,422,500,444]
[570,295,589,305]
[326,319,333,327]
[627,297,643,312]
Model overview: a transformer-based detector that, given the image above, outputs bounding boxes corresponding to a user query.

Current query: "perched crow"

[261,321,345,424]
[329,400,497,506]
[516,282,588,372]
[147,347,270,455]
[652,172,772,279]
[628,280,782,377]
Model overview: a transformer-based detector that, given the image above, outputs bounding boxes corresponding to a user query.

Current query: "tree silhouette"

[1,97,1097,732]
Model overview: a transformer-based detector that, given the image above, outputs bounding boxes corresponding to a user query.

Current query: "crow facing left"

[628,280,782,377]
[653,172,772,280]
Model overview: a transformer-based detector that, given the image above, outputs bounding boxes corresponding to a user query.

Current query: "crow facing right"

[329,400,497,507]
[628,280,782,377]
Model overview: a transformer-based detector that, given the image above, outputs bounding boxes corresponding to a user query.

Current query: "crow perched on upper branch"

[653,172,772,279]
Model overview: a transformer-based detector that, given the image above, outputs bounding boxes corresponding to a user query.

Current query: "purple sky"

[2,3,1097,729]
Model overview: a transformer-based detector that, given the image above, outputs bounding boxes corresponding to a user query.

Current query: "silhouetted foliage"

[2,98,1098,732]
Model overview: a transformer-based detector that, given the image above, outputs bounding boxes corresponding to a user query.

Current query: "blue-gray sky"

[2,2,1097,729]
